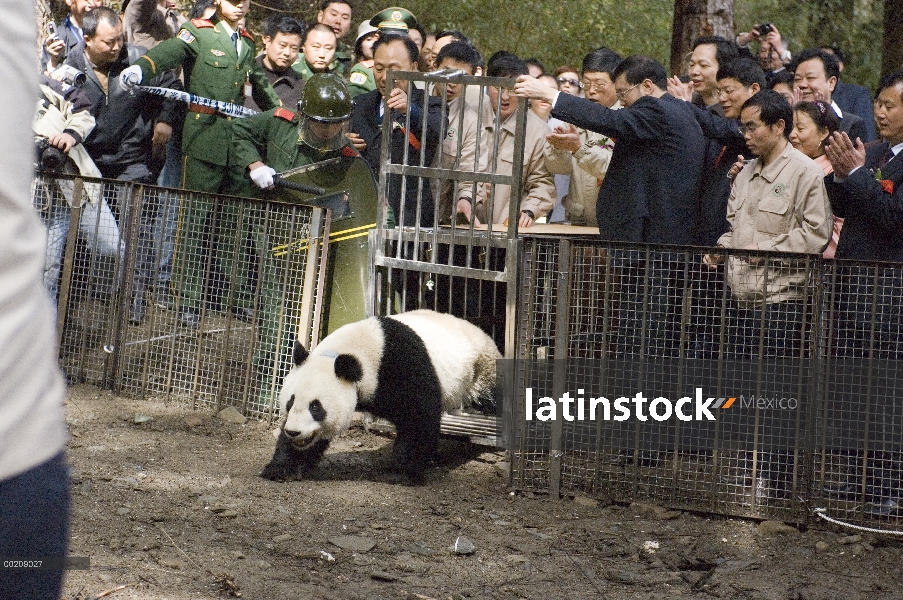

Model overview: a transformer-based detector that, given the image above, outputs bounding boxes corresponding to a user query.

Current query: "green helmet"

[297,73,353,123]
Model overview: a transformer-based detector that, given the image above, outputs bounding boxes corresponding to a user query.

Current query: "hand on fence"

[119,65,143,92]
[250,165,277,189]
[702,253,723,269]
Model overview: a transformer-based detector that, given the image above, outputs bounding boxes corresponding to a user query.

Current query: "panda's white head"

[279,340,364,450]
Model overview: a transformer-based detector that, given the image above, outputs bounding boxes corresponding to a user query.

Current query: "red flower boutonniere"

[881,179,894,194]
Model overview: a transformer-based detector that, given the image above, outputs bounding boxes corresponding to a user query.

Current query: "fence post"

[549,238,572,500]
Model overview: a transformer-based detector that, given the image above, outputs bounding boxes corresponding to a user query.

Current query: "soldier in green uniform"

[119,0,282,329]
[231,73,359,399]
[308,0,353,78]
[291,24,339,81]
[347,21,377,98]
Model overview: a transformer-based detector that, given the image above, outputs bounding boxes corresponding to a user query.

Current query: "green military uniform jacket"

[332,40,353,78]
[231,106,358,198]
[292,40,352,80]
[348,61,375,98]
[134,15,281,166]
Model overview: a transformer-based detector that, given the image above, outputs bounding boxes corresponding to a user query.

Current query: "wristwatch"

[522,210,535,220]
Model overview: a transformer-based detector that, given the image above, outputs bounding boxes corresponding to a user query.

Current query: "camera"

[35,138,68,171]
[757,23,773,36]
[51,65,86,88]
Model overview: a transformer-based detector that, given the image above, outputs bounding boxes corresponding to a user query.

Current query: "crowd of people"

[33,0,903,344]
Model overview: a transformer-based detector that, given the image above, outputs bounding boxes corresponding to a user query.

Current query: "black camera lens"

[757,23,773,36]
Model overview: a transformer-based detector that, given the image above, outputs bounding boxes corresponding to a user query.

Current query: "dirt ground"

[60,384,903,600]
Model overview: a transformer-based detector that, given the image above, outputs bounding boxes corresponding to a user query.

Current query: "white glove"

[250,165,277,189]
[119,65,143,91]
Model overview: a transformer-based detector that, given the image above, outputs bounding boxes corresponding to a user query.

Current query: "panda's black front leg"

[391,421,440,485]
[260,431,331,481]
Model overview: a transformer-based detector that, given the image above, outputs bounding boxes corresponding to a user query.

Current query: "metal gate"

[367,70,531,444]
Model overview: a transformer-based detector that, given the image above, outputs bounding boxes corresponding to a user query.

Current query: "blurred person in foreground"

[0,3,70,599]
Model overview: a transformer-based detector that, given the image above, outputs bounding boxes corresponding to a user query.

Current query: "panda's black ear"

[293,340,309,366]
[334,354,363,383]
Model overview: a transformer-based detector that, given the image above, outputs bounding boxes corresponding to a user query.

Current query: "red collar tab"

[190,18,214,28]
[274,108,296,122]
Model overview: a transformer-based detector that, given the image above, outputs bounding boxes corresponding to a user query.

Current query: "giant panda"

[260,310,501,484]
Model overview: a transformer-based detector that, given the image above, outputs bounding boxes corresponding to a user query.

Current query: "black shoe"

[154,285,175,310]
[179,309,201,330]
[129,294,146,326]
[231,306,257,323]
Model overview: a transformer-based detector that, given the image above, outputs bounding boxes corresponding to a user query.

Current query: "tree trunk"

[670,0,734,76]
[884,0,903,74]
[36,0,53,63]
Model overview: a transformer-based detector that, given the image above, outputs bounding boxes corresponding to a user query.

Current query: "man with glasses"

[515,54,705,244]
[544,47,621,226]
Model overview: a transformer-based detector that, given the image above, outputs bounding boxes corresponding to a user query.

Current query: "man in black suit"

[514,55,707,244]
[792,48,867,143]
[822,46,876,143]
[516,56,707,364]
[823,71,903,511]
[825,70,903,262]
[347,34,443,228]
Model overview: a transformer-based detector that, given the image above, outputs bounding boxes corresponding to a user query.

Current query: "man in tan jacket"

[544,48,621,226]
[430,41,486,224]
[471,55,555,227]
[705,90,831,356]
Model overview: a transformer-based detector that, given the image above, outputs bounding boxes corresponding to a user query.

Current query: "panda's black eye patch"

[286,395,295,413]
[309,399,327,422]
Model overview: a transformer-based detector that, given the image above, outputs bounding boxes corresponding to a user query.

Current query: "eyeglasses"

[738,121,765,135]
[615,82,641,103]
[582,79,609,92]
[556,77,583,89]
[717,86,739,98]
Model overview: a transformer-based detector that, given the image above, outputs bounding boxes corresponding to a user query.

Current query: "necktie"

[878,145,895,170]
[231,32,239,56]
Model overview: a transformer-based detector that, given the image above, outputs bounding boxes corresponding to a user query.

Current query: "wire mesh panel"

[813,260,903,526]
[40,173,328,420]
[513,236,823,525]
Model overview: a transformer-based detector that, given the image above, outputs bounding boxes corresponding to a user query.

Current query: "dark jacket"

[66,42,182,181]
[837,107,867,145]
[247,55,305,113]
[350,88,444,227]
[41,15,83,72]
[825,142,903,262]
[551,92,707,245]
[833,80,876,143]
[689,103,750,246]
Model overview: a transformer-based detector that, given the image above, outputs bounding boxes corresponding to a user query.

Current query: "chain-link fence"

[512,235,903,529]
[35,172,329,420]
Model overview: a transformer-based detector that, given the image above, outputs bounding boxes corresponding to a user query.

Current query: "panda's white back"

[389,310,501,410]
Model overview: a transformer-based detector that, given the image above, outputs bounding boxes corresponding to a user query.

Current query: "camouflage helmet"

[297,73,353,123]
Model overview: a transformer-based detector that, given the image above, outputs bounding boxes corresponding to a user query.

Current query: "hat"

[355,21,378,43]
[369,7,417,35]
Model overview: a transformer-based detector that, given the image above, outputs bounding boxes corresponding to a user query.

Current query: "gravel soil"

[60,384,903,600]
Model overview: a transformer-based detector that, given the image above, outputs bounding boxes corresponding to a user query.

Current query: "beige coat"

[543,115,616,226]
[123,0,185,50]
[32,84,103,206]
[432,97,486,224]
[717,143,832,306]
[475,110,555,225]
